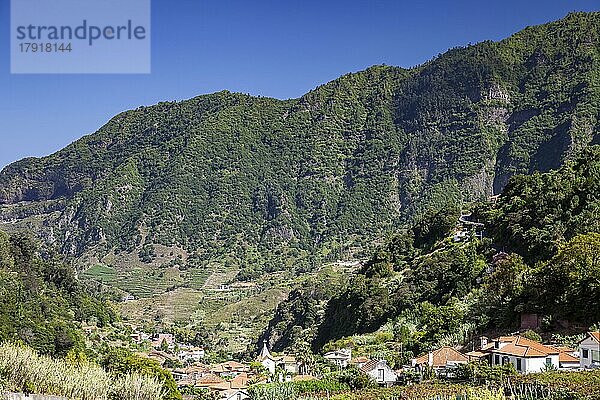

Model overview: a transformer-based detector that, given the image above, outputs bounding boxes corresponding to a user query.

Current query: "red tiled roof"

[360,360,379,373]
[195,374,225,385]
[230,373,249,389]
[488,336,559,358]
[413,346,468,367]
[559,351,579,363]
[464,350,488,359]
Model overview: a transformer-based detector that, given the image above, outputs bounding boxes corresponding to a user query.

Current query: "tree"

[101,347,182,400]
[537,233,600,323]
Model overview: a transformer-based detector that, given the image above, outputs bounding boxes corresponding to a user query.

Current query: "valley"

[0,10,599,400]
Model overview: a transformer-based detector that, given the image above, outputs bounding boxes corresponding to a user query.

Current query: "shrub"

[0,342,167,400]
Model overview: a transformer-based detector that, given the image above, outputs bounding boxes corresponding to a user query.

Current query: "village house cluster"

[323,331,600,386]
[123,328,600,398]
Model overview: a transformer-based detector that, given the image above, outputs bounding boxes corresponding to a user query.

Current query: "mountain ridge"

[0,12,598,275]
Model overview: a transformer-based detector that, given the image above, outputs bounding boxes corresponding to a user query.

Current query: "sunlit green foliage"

[0,230,116,356]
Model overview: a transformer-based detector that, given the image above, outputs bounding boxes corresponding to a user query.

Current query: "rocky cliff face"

[0,12,598,263]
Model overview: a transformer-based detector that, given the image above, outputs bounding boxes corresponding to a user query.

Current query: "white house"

[360,359,397,387]
[221,389,249,400]
[547,346,580,370]
[278,355,299,375]
[151,333,174,349]
[411,346,468,377]
[487,336,559,374]
[579,331,600,369]
[323,349,352,368]
[178,347,205,362]
[221,389,250,400]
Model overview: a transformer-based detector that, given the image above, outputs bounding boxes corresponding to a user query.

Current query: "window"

[516,358,522,371]
[494,355,500,365]
[592,350,600,364]
[378,369,384,381]
[582,349,589,359]
[236,394,242,400]
[502,356,510,365]
[545,358,552,367]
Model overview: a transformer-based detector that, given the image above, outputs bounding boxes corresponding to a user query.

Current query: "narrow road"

[459,213,484,227]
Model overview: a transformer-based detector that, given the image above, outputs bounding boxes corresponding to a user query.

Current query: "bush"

[0,342,166,400]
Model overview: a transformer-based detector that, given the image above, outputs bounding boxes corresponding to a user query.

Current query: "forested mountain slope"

[0,230,116,356]
[0,12,598,275]
[260,146,600,356]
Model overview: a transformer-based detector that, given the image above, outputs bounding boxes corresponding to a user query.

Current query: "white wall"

[365,361,397,386]
[580,337,600,368]
[491,352,559,374]
[261,358,276,375]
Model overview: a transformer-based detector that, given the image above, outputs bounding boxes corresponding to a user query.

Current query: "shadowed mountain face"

[0,12,599,261]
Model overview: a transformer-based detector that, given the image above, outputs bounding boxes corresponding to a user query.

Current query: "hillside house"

[178,347,205,362]
[130,331,151,343]
[351,356,372,369]
[151,333,174,349]
[211,361,249,377]
[486,336,560,373]
[579,331,600,369]
[412,346,468,377]
[555,346,580,369]
[256,341,301,376]
[360,359,397,387]
[192,373,234,392]
[171,365,209,381]
[221,389,249,400]
[323,349,352,368]
[278,355,299,375]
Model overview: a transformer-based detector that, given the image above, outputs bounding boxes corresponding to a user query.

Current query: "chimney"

[480,336,488,349]
[427,352,433,367]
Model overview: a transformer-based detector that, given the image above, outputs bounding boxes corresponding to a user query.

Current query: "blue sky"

[0,0,598,169]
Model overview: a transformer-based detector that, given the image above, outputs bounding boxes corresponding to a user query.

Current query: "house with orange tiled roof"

[579,331,600,369]
[210,361,249,377]
[411,346,468,376]
[229,372,250,390]
[350,356,372,369]
[554,346,579,369]
[487,336,560,373]
[194,373,227,389]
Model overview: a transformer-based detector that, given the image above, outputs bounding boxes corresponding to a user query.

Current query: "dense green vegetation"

[0,343,167,400]
[263,146,600,358]
[0,230,116,356]
[247,370,600,400]
[99,346,181,400]
[1,12,600,373]
[0,12,598,283]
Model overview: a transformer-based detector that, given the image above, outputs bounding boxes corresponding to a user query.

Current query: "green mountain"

[261,146,600,356]
[0,12,599,285]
